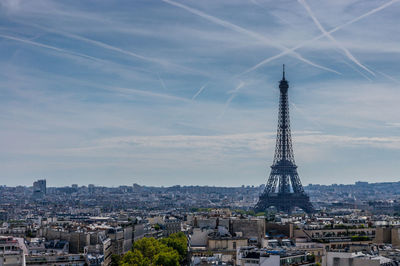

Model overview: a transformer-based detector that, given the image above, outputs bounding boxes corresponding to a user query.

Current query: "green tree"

[111,254,121,266]
[160,232,187,262]
[119,234,188,265]
[134,237,164,260]
[246,210,256,216]
[154,224,161,230]
[234,209,245,215]
[351,235,370,241]
[153,250,180,266]
[120,250,150,266]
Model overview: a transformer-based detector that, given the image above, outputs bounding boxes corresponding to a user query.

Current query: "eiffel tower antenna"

[255,65,314,214]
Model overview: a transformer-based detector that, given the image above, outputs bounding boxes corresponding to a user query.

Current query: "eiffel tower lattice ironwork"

[255,65,314,214]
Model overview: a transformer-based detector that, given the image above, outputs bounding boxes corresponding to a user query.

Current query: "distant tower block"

[33,179,47,199]
[255,65,314,214]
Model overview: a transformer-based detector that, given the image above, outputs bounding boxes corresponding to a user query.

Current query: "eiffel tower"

[255,65,314,214]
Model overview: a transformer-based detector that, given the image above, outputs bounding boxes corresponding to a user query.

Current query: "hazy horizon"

[2,178,396,188]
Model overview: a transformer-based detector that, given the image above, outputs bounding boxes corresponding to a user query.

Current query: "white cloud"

[40,132,400,159]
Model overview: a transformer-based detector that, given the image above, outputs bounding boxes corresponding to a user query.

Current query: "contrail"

[250,0,263,9]
[249,0,292,26]
[162,0,340,75]
[0,32,175,83]
[378,71,400,84]
[219,81,245,118]
[0,33,196,104]
[242,0,400,74]
[192,83,208,100]
[157,73,168,90]
[111,87,191,102]
[298,0,375,76]
[290,101,322,129]
[13,21,204,75]
[340,59,372,81]
[0,33,103,62]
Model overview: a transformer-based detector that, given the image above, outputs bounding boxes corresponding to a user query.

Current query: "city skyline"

[1,0,400,187]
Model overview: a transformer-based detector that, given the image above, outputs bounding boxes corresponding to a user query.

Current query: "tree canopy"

[119,232,187,266]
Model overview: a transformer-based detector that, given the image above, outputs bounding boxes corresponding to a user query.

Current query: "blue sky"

[1,0,400,187]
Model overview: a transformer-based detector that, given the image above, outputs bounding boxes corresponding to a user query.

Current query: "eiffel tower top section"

[272,64,296,168]
[279,64,288,93]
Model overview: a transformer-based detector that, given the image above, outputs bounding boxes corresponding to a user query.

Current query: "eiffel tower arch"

[255,65,314,214]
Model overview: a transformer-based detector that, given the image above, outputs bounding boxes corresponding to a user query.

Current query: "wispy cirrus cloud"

[242,0,400,74]
[14,22,202,75]
[0,33,102,62]
[74,132,400,152]
[110,87,191,103]
[298,0,374,76]
[161,0,340,75]
[219,81,246,118]
[192,83,208,100]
